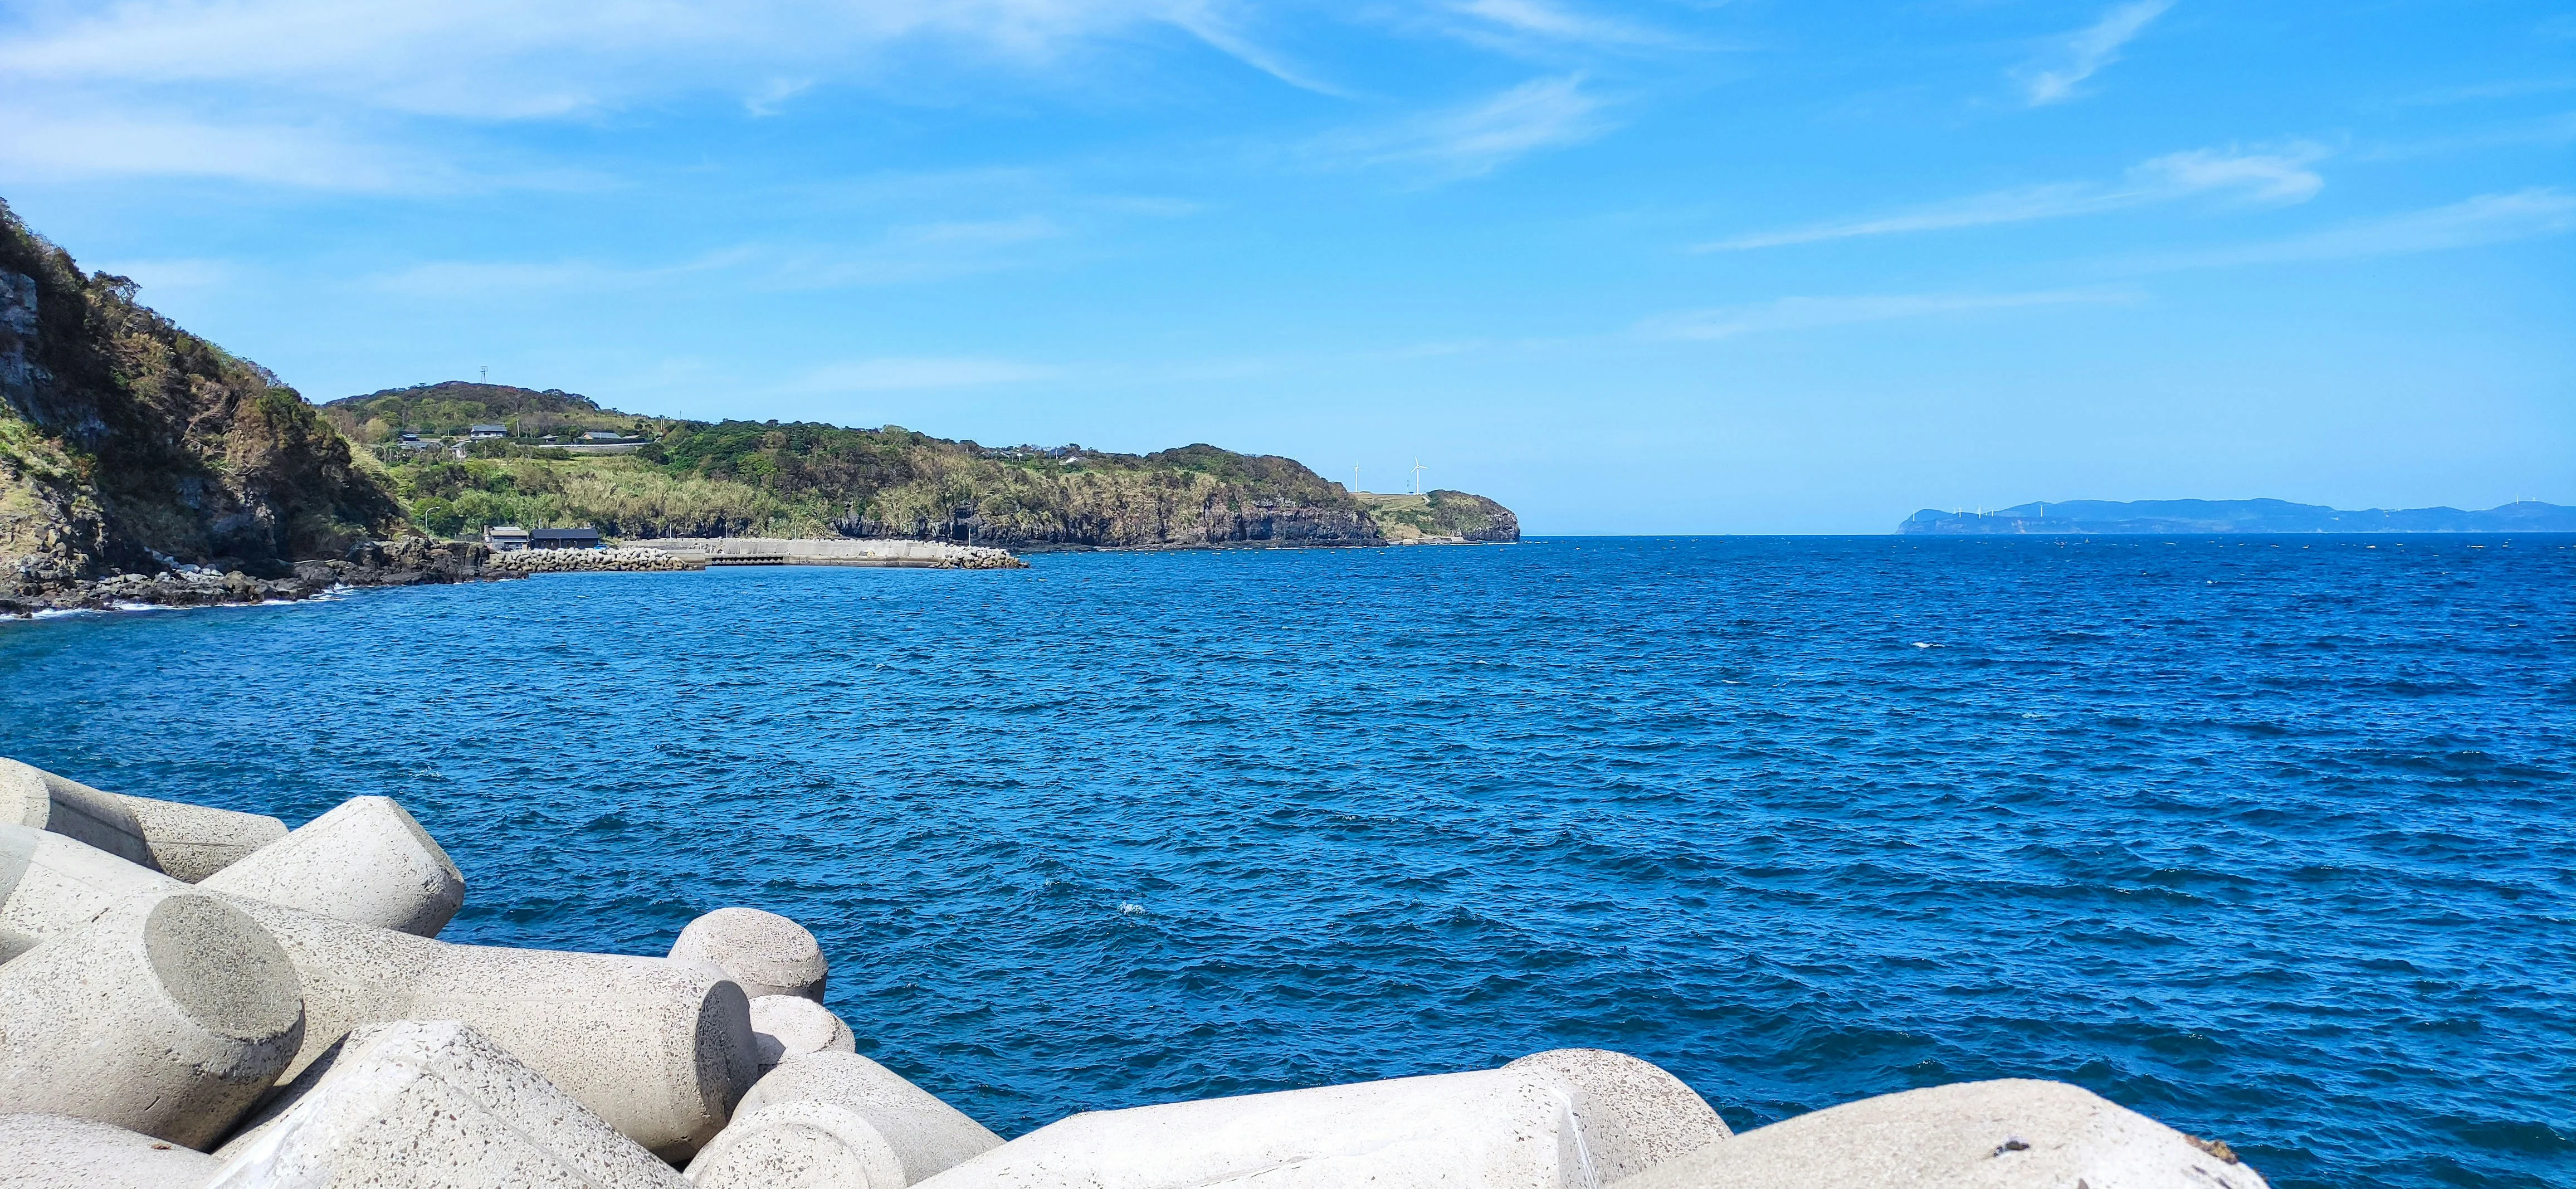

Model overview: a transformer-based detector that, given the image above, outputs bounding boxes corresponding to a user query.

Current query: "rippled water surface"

[6,537,2573,1188]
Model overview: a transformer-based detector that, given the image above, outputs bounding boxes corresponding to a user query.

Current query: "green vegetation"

[321,382,667,445]
[1354,490,1523,543]
[370,416,1391,548]
[0,198,402,581]
[0,195,1514,574]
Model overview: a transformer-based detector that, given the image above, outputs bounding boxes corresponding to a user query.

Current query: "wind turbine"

[1411,460,1427,495]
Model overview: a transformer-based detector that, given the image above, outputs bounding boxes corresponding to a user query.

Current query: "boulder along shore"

[0,539,514,618]
[0,754,2276,1189]
[1,536,1035,617]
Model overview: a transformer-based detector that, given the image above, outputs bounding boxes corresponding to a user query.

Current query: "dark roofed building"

[529,528,603,550]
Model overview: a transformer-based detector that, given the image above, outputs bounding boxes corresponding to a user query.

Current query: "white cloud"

[364,217,1066,296]
[0,103,412,188]
[2129,147,2322,203]
[0,0,1323,183]
[1322,75,1611,181]
[1636,289,2139,341]
[1697,145,2324,251]
[789,357,1057,392]
[2018,0,2173,106]
[2142,189,2576,269]
[0,1,1262,116]
[1442,0,1672,50]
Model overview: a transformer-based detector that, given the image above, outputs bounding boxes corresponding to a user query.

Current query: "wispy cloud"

[368,217,1066,296]
[0,0,1326,184]
[1636,289,2139,341]
[1320,75,1612,182]
[1166,5,1350,96]
[0,104,414,189]
[2017,0,2173,106]
[1441,0,1676,50]
[788,357,1058,392]
[2139,189,2576,269]
[1696,144,2324,251]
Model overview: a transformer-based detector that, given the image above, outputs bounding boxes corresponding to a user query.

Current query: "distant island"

[1901,498,2576,535]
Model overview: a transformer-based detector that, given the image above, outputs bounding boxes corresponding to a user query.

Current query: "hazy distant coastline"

[1901,498,2576,535]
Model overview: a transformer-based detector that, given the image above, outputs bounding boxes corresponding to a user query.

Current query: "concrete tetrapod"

[749,994,857,1074]
[0,890,305,1149]
[108,794,287,884]
[731,1052,1006,1185]
[0,826,758,1161]
[1502,1050,1731,1183]
[0,823,179,961]
[687,1100,911,1189]
[670,907,829,1001]
[1607,1080,2271,1189]
[0,1113,223,1189]
[202,796,465,937]
[205,1020,687,1189]
[1,757,157,870]
[226,898,761,1162]
[914,1066,1600,1189]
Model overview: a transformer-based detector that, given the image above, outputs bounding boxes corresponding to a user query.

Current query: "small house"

[470,424,508,440]
[529,528,604,550]
[484,526,530,552]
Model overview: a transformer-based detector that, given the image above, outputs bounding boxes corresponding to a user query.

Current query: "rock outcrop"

[0,199,405,591]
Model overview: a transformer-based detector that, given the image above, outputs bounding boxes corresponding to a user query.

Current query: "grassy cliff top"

[323,382,668,441]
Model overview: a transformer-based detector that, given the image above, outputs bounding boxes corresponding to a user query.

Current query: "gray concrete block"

[227,899,760,1163]
[204,1020,687,1189]
[0,823,186,962]
[1504,1049,1731,1183]
[109,795,287,884]
[686,1100,910,1189]
[1,827,756,1162]
[913,1067,1598,1189]
[1607,1079,2271,1189]
[749,995,856,1074]
[669,907,828,1001]
[202,797,464,938]
[736,1052,1002,1185]
[0,758,157,871]
[0,1113,221,1189]
[0,890,305,1149]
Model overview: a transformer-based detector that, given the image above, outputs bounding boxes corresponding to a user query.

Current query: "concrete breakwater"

[633,537,1028,569]
[485,547,709,573]
[0,753,2271,1188]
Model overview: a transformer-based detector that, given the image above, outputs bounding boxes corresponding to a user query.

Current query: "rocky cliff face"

[0,199,404,588]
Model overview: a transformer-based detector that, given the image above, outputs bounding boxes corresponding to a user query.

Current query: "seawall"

[632,538,1027,569]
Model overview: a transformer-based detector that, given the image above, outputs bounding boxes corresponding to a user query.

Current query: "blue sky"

[1,1,2568,532]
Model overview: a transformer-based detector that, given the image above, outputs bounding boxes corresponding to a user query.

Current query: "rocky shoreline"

[0,535,1033,617]
[0,754,2273,1188]
[0,539,516,618]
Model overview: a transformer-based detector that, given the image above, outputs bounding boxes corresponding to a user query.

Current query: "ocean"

[5,536,2570,1188]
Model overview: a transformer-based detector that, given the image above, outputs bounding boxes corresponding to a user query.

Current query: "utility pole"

[1411,460,1427,495]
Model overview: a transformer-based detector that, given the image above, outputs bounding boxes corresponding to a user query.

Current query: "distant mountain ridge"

[1902,498,2576,535]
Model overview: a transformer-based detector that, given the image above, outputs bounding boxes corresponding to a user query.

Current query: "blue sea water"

[4,536,2572,1188]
